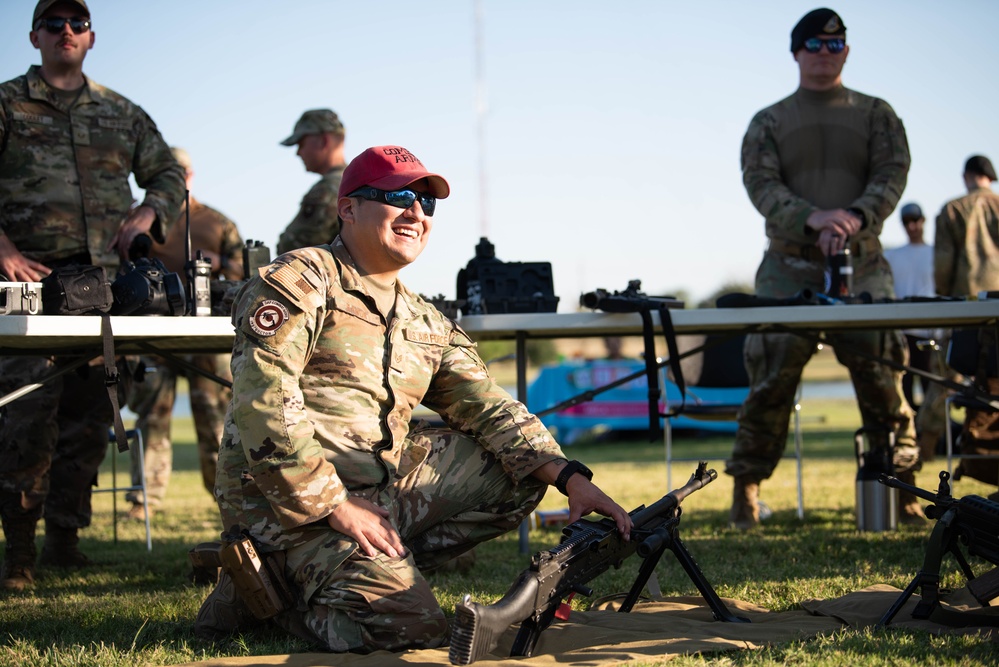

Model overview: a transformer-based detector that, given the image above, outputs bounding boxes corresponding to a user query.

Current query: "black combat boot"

[39,522,91,568]
[1,511,38,592]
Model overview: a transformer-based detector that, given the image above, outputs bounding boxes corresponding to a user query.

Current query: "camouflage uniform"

[727,85,919,482]
[0,66,184,530]
[276,165,344,254]
[127,197,244,507]
[216,239,562,651]
[927,185,999,483]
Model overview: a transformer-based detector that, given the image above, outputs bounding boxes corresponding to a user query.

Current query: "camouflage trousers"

[726,248,919,481]
[0,356,115,528]
[954,377,999,486]
[274,426,548,652]
[127,354,232,507]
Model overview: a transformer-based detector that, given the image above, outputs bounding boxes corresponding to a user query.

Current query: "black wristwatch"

[554,460,593,496]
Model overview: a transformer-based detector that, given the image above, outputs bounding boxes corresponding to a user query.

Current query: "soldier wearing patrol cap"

[0,0,185,591]
[194,145,631,651]
[728,7,923,529]
[276,109,347,254]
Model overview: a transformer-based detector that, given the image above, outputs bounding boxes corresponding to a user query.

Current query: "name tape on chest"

[250,299,291,337]
[12,111,53,125]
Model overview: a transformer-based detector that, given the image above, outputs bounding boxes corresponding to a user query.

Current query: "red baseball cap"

[339,146,450,200]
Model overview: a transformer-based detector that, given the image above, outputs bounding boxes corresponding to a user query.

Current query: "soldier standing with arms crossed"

[0,0,184,591]
[726,7,923,529]
[277,109,347,254]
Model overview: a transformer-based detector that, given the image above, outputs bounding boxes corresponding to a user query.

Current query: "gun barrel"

[878,473,940,503]
[633,463,716,527]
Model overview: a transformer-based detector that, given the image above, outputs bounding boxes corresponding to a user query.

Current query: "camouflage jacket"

[216,238,564,550]
[741,85,909,248]
[0,66,185,269]
[151,196,245,280]
[276,165,344,254]
[934,186,999,297]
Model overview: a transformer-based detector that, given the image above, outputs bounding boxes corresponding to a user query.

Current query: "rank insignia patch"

[250,300,290,336]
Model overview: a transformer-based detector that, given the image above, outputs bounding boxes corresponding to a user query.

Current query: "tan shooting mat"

[175,585,998,666]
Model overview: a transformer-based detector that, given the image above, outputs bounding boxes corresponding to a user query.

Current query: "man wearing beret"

[931,155,999,497]
[727,8,923,529]
[195,146,631,651]
[0,0,184,591]
[276,109,347,254]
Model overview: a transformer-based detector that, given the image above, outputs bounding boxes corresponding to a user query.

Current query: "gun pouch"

[41,264,113,315]
[219,534,294,619]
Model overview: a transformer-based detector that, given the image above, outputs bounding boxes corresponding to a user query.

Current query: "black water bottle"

[828,248,853,298]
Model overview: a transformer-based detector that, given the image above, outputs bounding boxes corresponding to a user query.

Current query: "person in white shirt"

[884,202,936,411]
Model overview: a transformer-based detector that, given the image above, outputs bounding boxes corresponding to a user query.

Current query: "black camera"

[110,234,186,315]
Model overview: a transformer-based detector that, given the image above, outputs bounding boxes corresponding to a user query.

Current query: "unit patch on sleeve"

[250,300,291,336]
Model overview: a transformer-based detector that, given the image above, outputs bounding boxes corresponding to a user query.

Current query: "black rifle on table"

[878,470,999,628]
[579,280,686,441]
[448,462,748,665]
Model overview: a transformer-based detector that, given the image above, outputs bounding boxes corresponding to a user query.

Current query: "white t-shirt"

[884,242,936,337]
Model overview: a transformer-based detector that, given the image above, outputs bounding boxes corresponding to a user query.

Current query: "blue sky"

[2,0,997,309]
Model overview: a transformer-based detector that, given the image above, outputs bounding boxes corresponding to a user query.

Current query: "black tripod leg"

[668,534,750,623]
[877,572,927,627]
[618,545,667,613]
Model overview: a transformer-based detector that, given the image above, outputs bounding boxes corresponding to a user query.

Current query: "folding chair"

[93,428,152,551]
[664,334,805,519]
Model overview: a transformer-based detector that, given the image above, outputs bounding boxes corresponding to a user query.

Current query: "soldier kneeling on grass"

[192,145,632,651]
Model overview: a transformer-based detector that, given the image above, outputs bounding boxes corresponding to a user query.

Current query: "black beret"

[965,155,997,182]
[791,8,846,53]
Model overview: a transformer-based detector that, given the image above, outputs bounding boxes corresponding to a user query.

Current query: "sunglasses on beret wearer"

[348,187,437,216]
[802,37,846,54]
[35,16,92,34]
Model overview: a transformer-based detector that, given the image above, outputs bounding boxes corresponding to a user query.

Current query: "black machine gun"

[579,280,686,440]
[448,462,748,665]
[878,470,999,627]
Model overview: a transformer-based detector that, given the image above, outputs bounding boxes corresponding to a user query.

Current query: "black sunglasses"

[36,17,91,35]
[803,37,845,54]
[348,187,437,216]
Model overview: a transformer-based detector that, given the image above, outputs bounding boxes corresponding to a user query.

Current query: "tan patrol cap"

[33,0,90,25]
[280,109,345,147]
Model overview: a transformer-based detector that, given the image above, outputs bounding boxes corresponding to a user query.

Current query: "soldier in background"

[931,155,999,496]
[0,0,184,591]
[194,146,631,650]
[883,203,936,414]
[276,109,347,254]
[125,147,244,521]
[727,7,923,529]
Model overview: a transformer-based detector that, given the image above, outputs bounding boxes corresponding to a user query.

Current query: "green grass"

[2,398,997,666]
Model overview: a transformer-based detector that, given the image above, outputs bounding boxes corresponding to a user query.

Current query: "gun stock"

[449,462,740,665]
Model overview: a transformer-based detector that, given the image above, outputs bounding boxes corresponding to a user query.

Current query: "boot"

[126,502,153,522]
[39,522,91,568]
[1,515,38,592]
[896,470,927,526]
[193,569,263,640]
[730,476,761,530]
